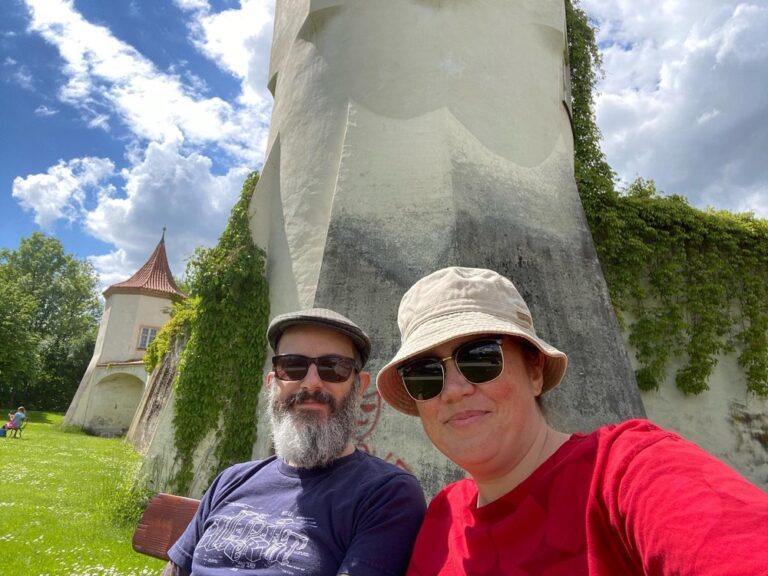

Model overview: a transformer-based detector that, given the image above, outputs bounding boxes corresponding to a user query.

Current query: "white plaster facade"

[97,294,171,363]
[65,293,172,436]
[249,0,575,316]
[65,237,184,437]
[632,350,768,489]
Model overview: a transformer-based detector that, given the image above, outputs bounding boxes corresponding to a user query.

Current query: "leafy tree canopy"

[0,271,39,390]
[0,232,100,410]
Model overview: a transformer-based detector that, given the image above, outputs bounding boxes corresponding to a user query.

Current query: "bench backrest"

[132,493,200,560]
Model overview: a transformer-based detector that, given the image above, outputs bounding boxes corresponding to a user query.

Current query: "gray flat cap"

[267,307,372,367]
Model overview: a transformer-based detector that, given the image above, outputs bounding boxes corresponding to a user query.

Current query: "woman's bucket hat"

[377,267,568,415]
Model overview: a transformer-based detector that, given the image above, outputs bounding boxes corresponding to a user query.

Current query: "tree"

[0,271,39,405]
[0,233,101,410]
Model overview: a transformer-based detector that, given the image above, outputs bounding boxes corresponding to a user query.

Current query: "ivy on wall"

[145,172,270,494]
[567,1,768,396]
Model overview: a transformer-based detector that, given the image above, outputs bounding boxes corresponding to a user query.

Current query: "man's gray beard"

[269,381,360,469]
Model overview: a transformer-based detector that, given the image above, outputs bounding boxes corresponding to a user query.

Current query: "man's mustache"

[284,389,337,411]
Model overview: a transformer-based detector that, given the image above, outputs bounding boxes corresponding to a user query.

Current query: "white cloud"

[581,1,768,216]
[181,0,274,108]
[88,249,133,292]
[13,67,34,90]
[34,104,58,116]
[12,157,115,228]
[24,0,242,144]
[14,134,250,289]
[84,133,250,287]
[23,0,274,165]
[87,113,110,131]
[174,0,210,12]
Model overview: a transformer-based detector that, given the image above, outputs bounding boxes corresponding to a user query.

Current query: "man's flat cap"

[267,307,371,367]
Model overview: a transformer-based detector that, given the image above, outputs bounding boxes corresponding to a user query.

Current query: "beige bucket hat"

[377,267,568,416]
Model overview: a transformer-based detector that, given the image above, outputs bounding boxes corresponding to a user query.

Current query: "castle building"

[64,232,185,436]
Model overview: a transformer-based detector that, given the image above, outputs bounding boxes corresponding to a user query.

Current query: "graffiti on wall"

[355,389,412,473]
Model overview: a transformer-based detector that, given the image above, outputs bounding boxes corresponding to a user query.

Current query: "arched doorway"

[85,372,145,436]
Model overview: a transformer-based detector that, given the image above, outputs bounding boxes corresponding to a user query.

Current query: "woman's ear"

[527,351,545,396]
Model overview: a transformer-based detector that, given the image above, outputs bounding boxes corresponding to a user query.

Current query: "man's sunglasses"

[397,337,504,402]
[272,354,359,383]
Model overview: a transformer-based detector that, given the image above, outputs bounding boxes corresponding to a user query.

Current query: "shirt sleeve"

[591,420,768,576]
[167,470,229,573]
[338,472,427,576]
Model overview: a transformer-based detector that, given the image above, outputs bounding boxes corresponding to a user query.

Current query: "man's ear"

[265,371,276,389]
[358,371,371,396]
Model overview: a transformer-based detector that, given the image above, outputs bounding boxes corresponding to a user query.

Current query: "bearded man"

[165,308,426,576]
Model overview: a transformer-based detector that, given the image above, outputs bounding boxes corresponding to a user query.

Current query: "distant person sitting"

[4,406,27,438]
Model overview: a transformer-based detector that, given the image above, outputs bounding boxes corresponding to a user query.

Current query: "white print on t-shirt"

[198,506,311,571]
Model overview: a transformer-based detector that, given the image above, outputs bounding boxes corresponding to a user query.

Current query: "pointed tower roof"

[103,230,187,300]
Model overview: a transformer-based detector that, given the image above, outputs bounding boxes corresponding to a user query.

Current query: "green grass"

[0,410,166,575]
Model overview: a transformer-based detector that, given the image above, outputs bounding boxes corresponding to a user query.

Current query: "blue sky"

[2,0,767,291]
[1,0,274,289]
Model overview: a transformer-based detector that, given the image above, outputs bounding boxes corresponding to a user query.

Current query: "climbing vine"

[143,295,198,374]
[145,171,270,494]
[567,1,768,396]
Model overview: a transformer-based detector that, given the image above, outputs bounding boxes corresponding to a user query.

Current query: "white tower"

[249,0,644,496]
[64,232,185,436]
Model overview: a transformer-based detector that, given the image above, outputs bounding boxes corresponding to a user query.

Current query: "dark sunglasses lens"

[316,356,355,383]
[399,358,444,401]
[456,340,503,383]
[274,356,310,381]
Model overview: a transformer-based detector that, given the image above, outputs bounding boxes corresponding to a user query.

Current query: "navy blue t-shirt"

[168,450,426,575]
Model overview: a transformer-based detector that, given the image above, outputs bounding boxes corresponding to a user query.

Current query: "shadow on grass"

[28,410,61,424]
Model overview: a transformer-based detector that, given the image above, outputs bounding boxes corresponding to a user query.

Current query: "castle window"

[138,326,159,350]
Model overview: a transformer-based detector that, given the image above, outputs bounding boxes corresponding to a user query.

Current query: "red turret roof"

[103,231,187,300]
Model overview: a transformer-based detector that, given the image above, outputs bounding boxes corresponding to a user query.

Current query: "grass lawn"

[0,410,166,575]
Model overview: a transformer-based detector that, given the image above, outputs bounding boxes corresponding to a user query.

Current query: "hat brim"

[377,310,567,416]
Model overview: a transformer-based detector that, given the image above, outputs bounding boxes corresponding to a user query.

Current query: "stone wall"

[636,351,768,490]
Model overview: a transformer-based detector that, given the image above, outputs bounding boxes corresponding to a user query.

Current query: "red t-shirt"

[407,419,768,575]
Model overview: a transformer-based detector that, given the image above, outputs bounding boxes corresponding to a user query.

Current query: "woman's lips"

[445,410,489,428]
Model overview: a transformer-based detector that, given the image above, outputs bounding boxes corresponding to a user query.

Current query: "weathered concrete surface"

[250,0,645,497]
[127,334,221,498]
[636,351,768,490]
[127,334,186,452]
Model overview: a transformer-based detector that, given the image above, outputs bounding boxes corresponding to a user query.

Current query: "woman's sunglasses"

[272,354,359,383]
[397,337,504,402]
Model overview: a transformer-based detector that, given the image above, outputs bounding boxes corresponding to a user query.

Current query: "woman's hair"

[509,338,546,406]
[516,339,542,366]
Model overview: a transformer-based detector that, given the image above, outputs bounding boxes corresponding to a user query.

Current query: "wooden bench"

[132,493,200,560]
